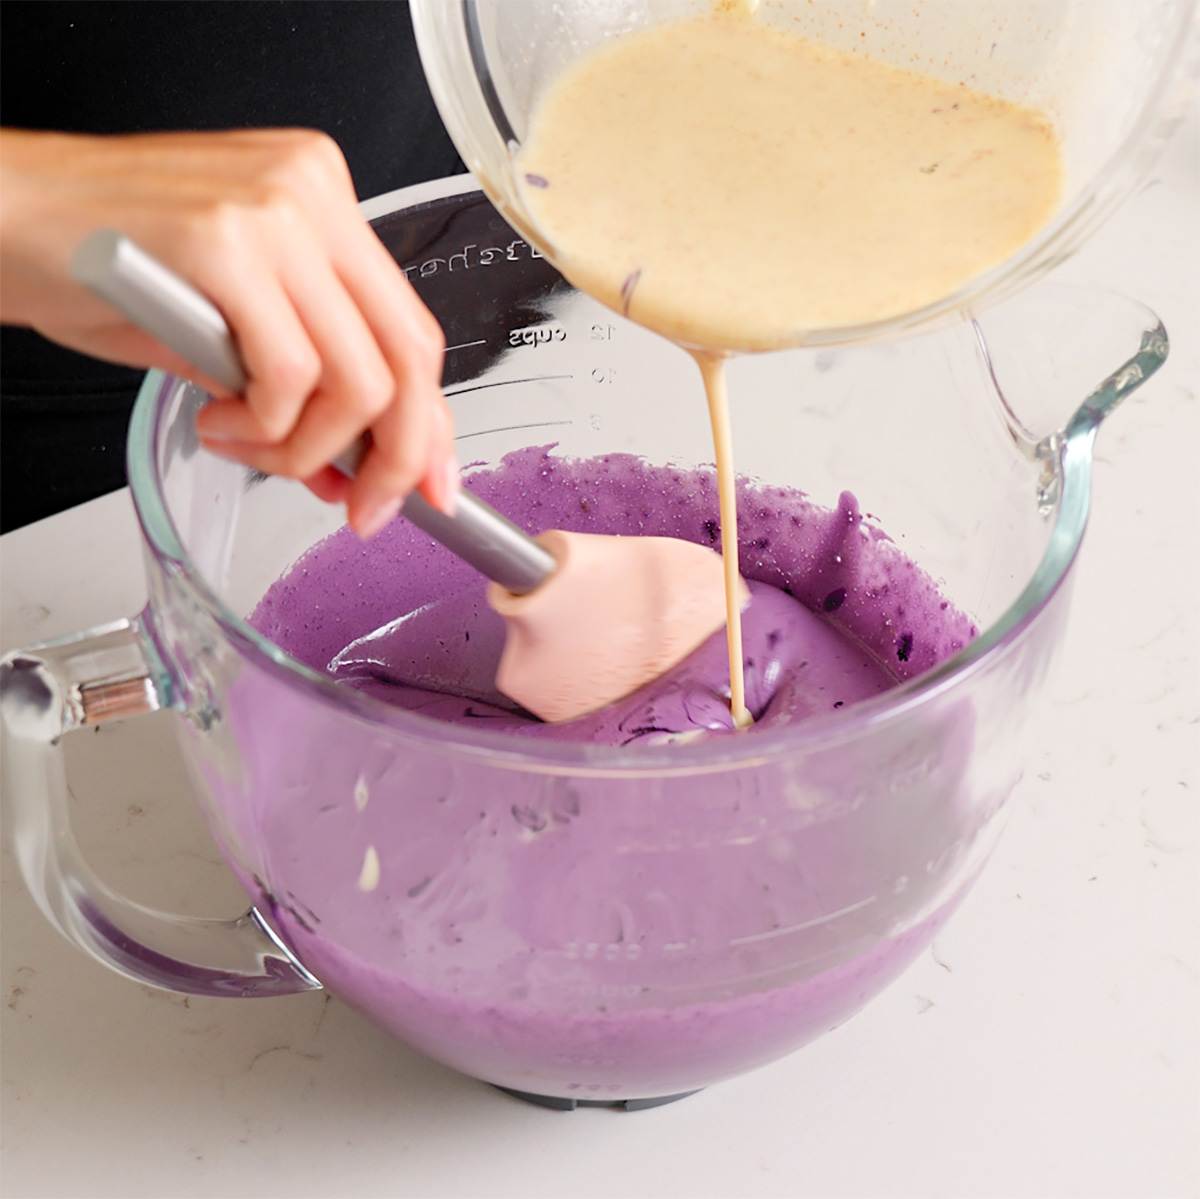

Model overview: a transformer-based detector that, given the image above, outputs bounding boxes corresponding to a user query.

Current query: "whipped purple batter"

[251,447,976,740]
[222,447,982,1100]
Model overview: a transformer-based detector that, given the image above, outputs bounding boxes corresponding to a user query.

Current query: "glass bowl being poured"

[411,0,1196,350]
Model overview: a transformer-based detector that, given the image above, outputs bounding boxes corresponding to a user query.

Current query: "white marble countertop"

[3,106,1197,1199]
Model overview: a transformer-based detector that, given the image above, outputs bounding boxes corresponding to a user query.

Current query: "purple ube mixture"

[253,447,975,742]
[234,448,980,1098]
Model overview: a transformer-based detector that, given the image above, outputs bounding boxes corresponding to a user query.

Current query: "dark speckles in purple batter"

[512,804,548,833]
[250,447,978,744]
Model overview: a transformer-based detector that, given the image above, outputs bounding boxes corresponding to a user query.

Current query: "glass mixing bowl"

[0,178,1169,1104]
[412,0,1196,348]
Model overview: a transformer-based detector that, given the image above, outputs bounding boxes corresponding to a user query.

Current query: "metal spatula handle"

[70,230,556,595]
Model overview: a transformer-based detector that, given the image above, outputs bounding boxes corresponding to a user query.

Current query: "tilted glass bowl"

[412,0,1196,348]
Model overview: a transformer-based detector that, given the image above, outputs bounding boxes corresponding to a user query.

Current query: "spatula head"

[488,530,748,723]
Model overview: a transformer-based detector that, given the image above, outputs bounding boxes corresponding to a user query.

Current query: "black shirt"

[0,0,464,531]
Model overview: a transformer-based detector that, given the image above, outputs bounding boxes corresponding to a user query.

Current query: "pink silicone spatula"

[71,230,745,722]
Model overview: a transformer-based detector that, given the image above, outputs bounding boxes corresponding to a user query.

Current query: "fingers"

[347,393,460,537]
[198,238,394,472]
[301,464,352,506]
[194,242,455,537]
[177,147,455,534]
[191,266,320,443]
[0,127,454,536]
[334,221,459,533]
[420,399,460,513]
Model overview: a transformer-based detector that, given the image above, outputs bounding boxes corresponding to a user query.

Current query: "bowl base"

[494,1085,703,1111]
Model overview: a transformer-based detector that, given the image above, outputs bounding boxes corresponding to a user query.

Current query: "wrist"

[0,129,83,324]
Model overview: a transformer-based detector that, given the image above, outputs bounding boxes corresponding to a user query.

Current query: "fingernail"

[356,494,403,540]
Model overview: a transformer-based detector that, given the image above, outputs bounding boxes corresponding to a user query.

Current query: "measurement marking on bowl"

[358,846,381,892]
[728,895,877,945]
[444,339,487,354]
[454,420,573,442]
[445,374,574,398]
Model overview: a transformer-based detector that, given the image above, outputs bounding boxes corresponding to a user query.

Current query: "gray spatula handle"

[70,229,555,595]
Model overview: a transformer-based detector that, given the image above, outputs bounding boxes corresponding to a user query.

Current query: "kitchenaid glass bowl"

[0,177,1168,1104]
[411,0,1196,350]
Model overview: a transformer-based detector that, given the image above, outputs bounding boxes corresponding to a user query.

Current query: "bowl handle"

[968,284,1170,455]
[0,618,321,998]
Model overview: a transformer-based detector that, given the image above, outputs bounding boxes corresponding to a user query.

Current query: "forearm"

[0,126,458,533]
[1,128,94,326]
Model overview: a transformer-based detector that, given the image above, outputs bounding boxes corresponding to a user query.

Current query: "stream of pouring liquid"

[694,350,752,727]
[516,10,1063,726]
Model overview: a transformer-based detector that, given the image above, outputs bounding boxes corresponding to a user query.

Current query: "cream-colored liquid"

[694,350,752,727]
[516,10,1063,723]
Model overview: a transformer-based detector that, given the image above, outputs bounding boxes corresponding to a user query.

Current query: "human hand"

[0,127,457,535]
